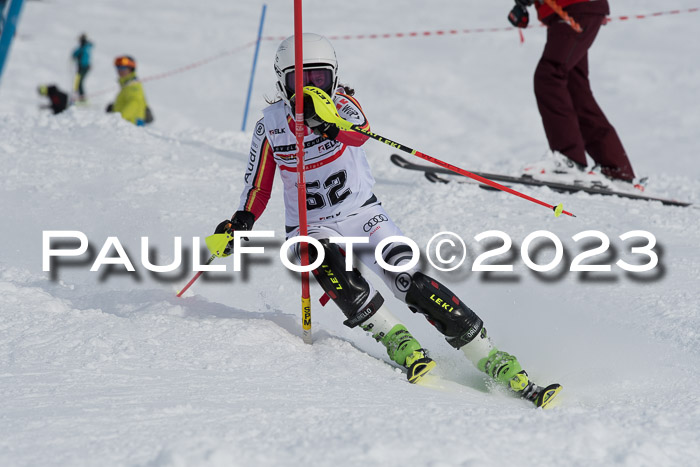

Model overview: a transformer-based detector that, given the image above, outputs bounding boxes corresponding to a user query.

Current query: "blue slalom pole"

[241,4,267,131]
[0,0,25,84]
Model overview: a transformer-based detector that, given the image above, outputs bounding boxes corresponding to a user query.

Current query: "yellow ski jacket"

[112,72,148,125]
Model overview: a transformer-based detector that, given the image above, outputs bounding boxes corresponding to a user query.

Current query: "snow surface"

[1,1,699,466]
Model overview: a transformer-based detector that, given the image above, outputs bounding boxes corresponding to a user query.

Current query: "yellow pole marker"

[301,296,312,343]
[205,232,234,257]
[302,86,353,130]
[553,203,564,218]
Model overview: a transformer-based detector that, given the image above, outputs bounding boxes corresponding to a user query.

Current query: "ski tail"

[534,383,562,409]
[406,349,436,384]
[511,371,562,409]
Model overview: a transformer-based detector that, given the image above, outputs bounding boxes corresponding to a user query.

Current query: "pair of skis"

[390,154,692,207]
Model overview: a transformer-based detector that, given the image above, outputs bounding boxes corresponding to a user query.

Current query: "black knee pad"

[310,239,384,328]
[405,272,483,349]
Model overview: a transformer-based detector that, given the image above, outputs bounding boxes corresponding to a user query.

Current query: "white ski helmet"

[274,33,338,106]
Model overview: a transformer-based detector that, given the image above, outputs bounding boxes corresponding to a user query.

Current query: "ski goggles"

[285,68,333,93]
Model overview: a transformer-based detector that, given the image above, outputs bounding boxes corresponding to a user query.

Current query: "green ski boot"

[477,348,562,408]
[510,371,562,409]
[477,348,523,384]
[376,324,435,384]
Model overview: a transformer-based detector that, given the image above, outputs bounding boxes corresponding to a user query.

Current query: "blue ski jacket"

[72,43,92,68]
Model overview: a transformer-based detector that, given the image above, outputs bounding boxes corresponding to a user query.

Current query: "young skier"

[216,33,560,407]
[106,56,154,126]
[508,0,644,192]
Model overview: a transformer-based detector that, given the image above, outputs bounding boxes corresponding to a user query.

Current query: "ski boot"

[461,328,561,408]
[359,304,436,384]
[477,348,523,384]
[478,348,562,409]
[372,323,435,384]
[510,371,562,409]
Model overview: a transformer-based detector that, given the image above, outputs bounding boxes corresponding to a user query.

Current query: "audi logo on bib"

[363,214,388,232]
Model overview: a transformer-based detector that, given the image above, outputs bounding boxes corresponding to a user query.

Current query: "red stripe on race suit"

[278,144,348,172]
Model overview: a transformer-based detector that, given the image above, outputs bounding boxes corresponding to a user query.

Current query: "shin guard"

[405,272,483,349]
[310,239,384,328]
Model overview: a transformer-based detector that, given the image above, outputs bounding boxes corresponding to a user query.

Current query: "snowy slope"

[1,1,699,466]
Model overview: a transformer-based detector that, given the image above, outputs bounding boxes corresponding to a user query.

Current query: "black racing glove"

[214,210,256,255]
[292,94,340,140]
[508,3,530,28]
[232,210,255,231]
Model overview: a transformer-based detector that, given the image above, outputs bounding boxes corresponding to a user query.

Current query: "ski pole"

[176,254,216,297]
[176,232,233,297]
[542,0,583,33]
[302,86,574,218]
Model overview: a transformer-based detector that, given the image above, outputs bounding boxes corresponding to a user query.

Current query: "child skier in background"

[215,33,560,408]
[71,34,92,101]
[106,56,154,126]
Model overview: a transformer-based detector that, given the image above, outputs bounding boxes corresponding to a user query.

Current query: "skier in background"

[214,33,560,408]
[71,34,92,101]
[106,55,153,126]
[508,0,644,192]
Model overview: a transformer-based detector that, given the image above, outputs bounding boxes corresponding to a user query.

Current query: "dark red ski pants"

[534,3,635,180]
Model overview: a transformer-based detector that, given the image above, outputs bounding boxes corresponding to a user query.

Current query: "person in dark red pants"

[508,0,641,189]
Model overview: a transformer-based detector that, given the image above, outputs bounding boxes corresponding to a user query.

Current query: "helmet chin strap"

[276,82,288,103]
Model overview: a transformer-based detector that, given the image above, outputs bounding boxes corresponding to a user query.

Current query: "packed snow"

[1,1,699,466]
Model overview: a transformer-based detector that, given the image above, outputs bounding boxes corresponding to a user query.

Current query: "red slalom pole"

[294,0,313,344]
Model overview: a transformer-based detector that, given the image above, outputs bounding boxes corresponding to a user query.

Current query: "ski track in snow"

[1,1,699,466]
